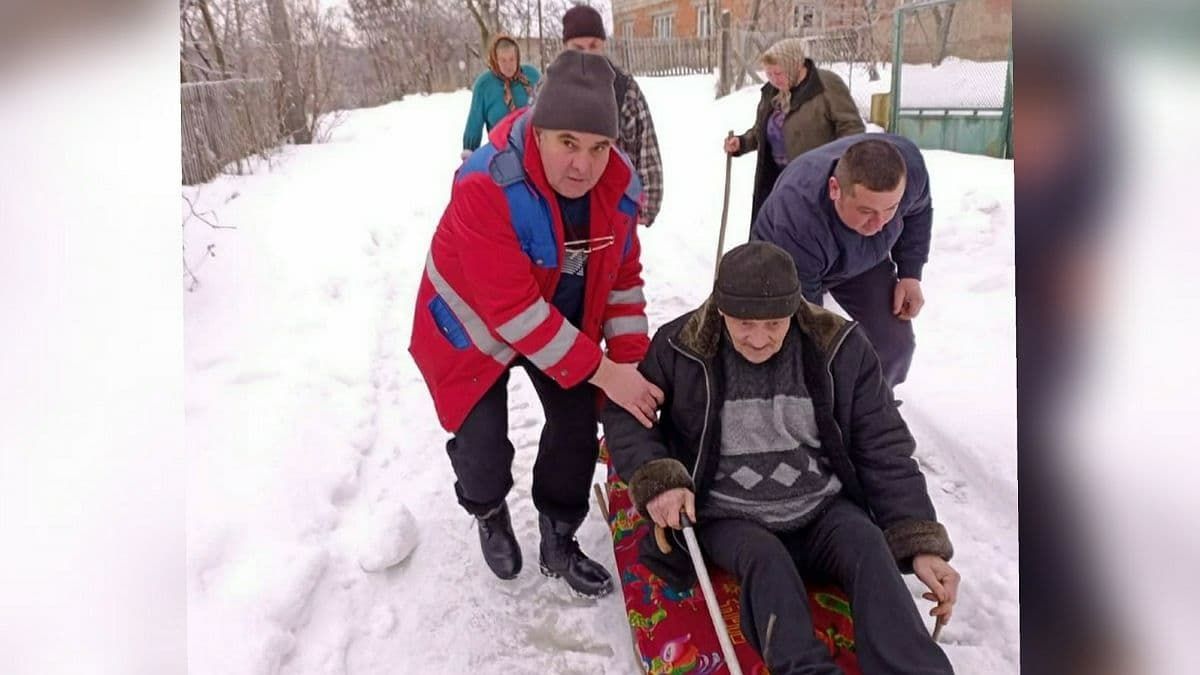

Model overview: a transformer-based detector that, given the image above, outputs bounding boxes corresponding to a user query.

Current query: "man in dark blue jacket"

[602,242,958,674]
[751,134,932,388]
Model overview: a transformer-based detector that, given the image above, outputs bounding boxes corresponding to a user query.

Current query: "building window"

[792,3,816,30]
[653,12,674,39]
[696,3,713,38]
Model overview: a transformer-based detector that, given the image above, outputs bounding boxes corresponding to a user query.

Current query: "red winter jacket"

[410,109,650,432]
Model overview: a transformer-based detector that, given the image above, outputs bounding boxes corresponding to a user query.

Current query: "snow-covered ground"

[184,73,1015,674]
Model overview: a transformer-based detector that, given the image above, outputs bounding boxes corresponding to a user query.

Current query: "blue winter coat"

[750,133,933,302]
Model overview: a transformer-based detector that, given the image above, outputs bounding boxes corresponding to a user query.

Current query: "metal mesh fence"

[892,0,1011,111]
[888,0,1012,157]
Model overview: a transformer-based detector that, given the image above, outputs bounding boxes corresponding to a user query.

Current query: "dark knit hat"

[714,242,803,319]
[562,5,606,42]
[530,50,618,138]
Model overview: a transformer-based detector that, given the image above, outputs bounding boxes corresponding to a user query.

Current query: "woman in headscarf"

[462,35,540,155]
[724,38,866,225]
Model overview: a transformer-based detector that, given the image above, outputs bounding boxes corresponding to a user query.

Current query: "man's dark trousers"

[446,358,599,524]
[818,259,916,388]
[696,498,953,674]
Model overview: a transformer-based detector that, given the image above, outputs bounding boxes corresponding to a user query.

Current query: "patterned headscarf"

[761,38,811,111]
[488,35,533,111]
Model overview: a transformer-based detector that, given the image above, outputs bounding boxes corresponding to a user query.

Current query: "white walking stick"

[679,513,744,675]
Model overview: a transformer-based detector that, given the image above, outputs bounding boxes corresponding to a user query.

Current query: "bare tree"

[465,0,502,55]
[180,0,523,183]
[929,3,957,66]
[537,0,544,70]
[858,0,881,80]
[181,2,219,81]
[348,0,484,95]
[347,0,405,101]
[733,0,764,91]
[264,0,311,143]
[519,0,580,64]
[292,0,344,140]
[196,0,229,76]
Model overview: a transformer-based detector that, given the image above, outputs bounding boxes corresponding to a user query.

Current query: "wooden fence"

[181,78,282,185]
[420,35,720,93]
[609,36,717,77]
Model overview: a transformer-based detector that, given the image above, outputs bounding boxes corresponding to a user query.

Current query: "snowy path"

[186,74,1015,674]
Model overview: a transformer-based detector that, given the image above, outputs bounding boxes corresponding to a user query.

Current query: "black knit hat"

[714,242,803,319]
[531,50,618,138]
[562,5,606,42]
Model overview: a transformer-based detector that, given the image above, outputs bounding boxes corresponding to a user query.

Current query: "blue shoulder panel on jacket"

[457,144,497,182]
[617,194,639,220]
[502,181,557,268]
[616,149,642,220]
[485,114,557,269]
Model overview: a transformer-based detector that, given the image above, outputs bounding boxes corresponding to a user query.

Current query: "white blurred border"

[1065,45,1200,675]
[0,3,185,674]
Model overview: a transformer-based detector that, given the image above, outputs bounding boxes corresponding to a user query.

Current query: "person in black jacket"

[602,242,959,674]
[751,134,932,388]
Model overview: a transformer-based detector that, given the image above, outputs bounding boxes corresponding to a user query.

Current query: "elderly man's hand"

[913,554,960,624]
[645,487,696,530]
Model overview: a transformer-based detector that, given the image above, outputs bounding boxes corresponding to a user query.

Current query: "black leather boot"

[476,502,522,580]
[537,514,613,598]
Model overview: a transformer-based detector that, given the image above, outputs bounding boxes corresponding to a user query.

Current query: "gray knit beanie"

[530,50,618,138]
[714,242,803,319]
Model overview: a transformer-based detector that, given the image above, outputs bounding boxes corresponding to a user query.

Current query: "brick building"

[611,1,752,40]
[610,0,1010,61]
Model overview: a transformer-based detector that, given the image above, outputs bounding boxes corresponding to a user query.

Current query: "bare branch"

[182,191,235,229]
[196,0,229,76]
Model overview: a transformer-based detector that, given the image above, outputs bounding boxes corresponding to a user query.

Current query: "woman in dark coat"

[724,38,866,225]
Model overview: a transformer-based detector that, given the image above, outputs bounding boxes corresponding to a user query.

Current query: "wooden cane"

[715,130,735,282]
[592,483,610,522]
[932,615,947,642]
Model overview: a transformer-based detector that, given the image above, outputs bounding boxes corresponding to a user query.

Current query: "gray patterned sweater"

[700,325,842,530]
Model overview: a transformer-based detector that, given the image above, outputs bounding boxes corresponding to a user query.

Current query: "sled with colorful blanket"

[595,444,862,675]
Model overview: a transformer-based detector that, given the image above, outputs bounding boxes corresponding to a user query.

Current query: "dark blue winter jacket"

[750,133,933,302]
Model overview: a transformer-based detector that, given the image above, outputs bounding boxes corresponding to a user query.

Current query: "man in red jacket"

[410,50,662,598]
